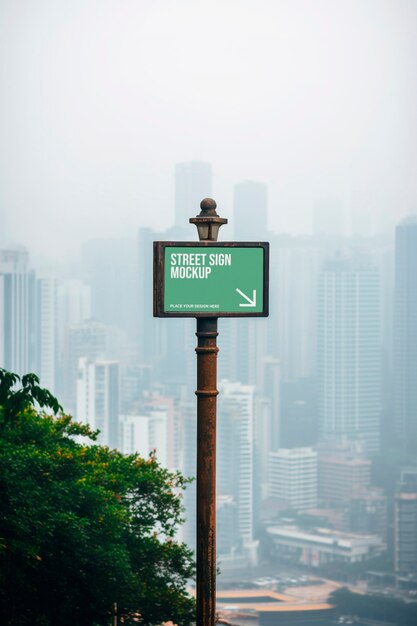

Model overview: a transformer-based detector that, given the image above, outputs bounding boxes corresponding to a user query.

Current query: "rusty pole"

[190,199,227,626]
[195,316,218,626]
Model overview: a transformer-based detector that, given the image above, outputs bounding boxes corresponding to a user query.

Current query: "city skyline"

[1,159,417,588]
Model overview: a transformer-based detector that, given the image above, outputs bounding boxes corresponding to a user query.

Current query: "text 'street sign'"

[153,242,269,317]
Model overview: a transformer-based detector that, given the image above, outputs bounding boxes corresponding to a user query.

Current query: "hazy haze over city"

[1,0,416,264]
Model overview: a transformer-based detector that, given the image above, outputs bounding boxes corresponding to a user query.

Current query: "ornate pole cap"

[190,198,228,242]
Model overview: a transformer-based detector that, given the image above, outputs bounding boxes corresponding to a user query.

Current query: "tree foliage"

[329,588,417,626]
[0,369,195,626]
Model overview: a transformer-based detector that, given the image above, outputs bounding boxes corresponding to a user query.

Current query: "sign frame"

[153,241,269,318]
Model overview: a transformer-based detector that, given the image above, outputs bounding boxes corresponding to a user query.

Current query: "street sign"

[153,241,269,317]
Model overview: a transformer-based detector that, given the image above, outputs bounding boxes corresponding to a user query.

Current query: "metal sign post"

[195,314,218,626]
[154,198,269,626]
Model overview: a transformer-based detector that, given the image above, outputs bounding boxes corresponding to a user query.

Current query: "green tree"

[330,588,417,625]
[0,369,195,626]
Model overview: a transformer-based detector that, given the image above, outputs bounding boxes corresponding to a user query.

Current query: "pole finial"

[199,198,218,215]
[190,198,228,242]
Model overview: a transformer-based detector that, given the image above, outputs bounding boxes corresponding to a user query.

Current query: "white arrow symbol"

[236,288,257,307]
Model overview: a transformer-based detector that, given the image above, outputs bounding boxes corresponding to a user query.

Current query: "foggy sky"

[0,0,416,264]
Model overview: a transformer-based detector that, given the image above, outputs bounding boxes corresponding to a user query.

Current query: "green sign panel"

[153,242,269,317]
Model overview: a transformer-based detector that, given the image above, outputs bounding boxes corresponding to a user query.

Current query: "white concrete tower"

[318,257,381,453]
[36,275,57,393]
[268,447,317,511]
[77,358,119,448]
[0,248,29,376]
[218,380,258,565]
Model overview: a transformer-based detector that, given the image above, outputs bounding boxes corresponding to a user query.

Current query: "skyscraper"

[222,181,271,423]
[119,396,178,470]
[141,393,179,471]
[217,380,258,565]
[318,257,381,453]
[138,225,195,390]
[76,357,119,448]
[29,274,57,393]
[175,161,212,228]
[394,468,417,576]
[0,248,29,376]
[139,162,211,388]
[233,181,268,240]
[318,451,371,506]
[119,414,150,456]
[56,279,91,400]
[270,234,324,381]
[218,317,269,387]
[177,394,197,548]
[81,238,137,339]
[64,319,107,412]
[138,226,161,367]
[268,447,317,512]
[57,280,91,341]
[393,217,417,453]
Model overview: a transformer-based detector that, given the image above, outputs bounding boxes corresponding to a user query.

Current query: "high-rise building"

[64,319,107,412]
[280,377,319,448]
[394,469,417,576]
[0,248,29,376]
[137,161,212,393]
[318,257,381,453]
[318,451,371,506]
[393,217,417,453]
[217,495,238,558]
[138,226,162,368]
[119,398,177,470]
[262,356,281,451]
[218,318,269,387]
[57,280,91,328]
[268,448,317,512]
[0,252,63,392]
[269,234,324,381]
[56,279,91,400]
[57,280,91,355]
[138,225,195,386]
[251,359,280,492]
[120,364,152,414]
[138,171,204,389]
[76,358,119,448]
[177,394,197,548]
[348,488,387,541]
[270,233,386,385]
[175,161,212,228]
[233,181,268,240]
[217,380,258,565]
[81,238,137,339]
[119,414,150,456]
[30,275,57,393]
[141,393,179,471]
